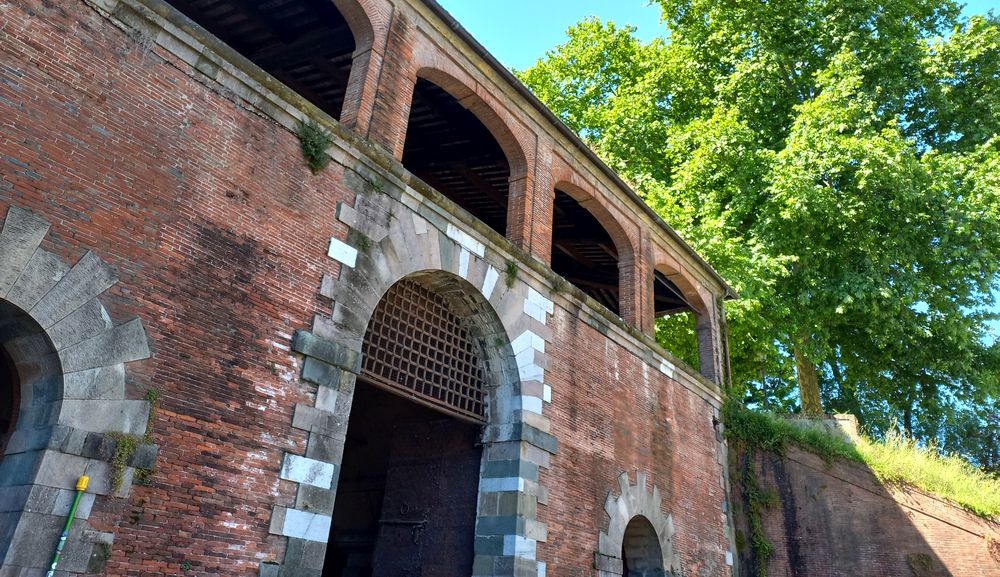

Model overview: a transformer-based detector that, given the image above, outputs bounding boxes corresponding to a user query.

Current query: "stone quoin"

[0,0,739,575]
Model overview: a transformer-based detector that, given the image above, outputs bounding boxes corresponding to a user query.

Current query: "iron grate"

[361,279,486,421]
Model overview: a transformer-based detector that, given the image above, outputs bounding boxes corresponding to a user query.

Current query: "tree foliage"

[518,2,1000,466]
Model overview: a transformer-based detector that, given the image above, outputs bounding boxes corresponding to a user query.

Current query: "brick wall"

[733,445,1000,577]
[0,0,735,574]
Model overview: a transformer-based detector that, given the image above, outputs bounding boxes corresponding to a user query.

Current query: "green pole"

[45,475,89,577]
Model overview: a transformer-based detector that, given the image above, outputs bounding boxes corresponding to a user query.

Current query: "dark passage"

[325,382,482,577]
[0,346,16,457]
[167,0,357,120]
[402,79,511,237]
[550,189,620,314]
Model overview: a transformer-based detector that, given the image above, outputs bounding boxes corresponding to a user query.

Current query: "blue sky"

[436,0,998,70]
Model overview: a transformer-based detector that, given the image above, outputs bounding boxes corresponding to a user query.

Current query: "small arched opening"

[653,267,703,371]
[551,187,625,316]
[622,516,666,577]
[167,0,366,122]
[402,77,514,237]
[325,273,511,576]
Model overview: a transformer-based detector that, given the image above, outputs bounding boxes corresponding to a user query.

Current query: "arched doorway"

[622,516,666,577]
[325,275,495,576]
[0,298,61,464]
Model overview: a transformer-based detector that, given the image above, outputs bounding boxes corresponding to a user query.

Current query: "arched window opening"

[622,516,666,577]
[327,277,489,576]
[551,188,620,315]
[168,0,358,120]
[402,78,511,236]
[0,346,18,458]
[654,270,701,370]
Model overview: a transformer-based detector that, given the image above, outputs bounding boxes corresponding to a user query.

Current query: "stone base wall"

[732,445,1000,577]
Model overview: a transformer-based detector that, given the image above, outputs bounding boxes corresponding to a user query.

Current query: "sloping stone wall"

[732,445,1000,577]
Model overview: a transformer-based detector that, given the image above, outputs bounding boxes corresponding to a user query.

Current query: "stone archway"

[623,516,665,577]
[0,205,152,574]
[266,186,557,577]
[596,471,680,577]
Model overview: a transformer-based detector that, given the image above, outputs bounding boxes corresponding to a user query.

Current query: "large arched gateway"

[326,274,498,574]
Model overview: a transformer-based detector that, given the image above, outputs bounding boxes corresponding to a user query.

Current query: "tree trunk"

[794,341,822,415]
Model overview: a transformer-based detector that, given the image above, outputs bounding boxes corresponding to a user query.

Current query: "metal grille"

[362,279,486,422]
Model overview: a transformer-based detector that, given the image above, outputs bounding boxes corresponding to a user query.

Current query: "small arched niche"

[551,187,625,316]
[402,77,513,237]
[167,0,367,122]
[623,516,666,577]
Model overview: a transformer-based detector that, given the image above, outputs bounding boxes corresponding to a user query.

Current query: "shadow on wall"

[731,445,1000,577]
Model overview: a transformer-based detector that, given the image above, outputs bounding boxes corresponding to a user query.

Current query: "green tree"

[518,3,1000,449]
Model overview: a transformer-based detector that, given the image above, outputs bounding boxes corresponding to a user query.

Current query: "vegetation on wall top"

[723,400,1000,519]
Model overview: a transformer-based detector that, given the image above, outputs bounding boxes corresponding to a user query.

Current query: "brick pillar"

[525,139,554,264]
[367,12,415,156]
[696,298,725,386]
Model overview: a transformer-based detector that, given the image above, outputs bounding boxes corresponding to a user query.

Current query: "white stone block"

[521,395,543,415]
[478,477,524,493]
[412,214,428,235]
[504,535,536,559]
[445,224,485,257]
[659,359,675,378]
[518,362,544,383]
[527,287,554,315]
[543,384,552,403]
[327,238,358,268]
[511,330,544,355]
[482,266,499,299]
[281,508,332,543]
[459,248,470,279]
[315,387,338,413]
[280,454,335,489]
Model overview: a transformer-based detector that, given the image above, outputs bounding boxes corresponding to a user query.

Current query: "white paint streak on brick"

[445,223,485,257]
[327,238,357,268]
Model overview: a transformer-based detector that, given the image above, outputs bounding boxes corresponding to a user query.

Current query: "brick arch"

[552,180,636,265]
[651,253,709,316]
[413,67,529,183]
[596,471,681,577]
[278,191,556,576]
[0,205,152,574]
[332,0,383,131]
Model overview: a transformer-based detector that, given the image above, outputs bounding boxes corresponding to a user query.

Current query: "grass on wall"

[723,399,1000,519]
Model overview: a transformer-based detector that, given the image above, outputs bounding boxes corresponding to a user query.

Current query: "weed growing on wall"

[296,119,332,174]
